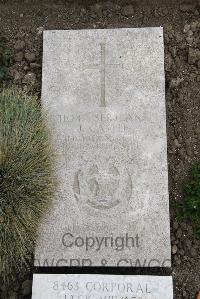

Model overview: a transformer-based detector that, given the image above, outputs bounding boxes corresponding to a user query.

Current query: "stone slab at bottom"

[32,274,173,299]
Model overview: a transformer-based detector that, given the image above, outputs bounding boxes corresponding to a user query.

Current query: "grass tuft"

[0,87,56,281]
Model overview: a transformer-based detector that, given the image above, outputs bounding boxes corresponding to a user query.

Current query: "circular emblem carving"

[73,160,132,210]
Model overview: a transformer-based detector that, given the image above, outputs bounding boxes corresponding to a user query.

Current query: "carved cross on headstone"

[84,43,122,107]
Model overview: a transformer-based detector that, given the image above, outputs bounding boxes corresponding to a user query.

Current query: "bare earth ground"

[0,0,200,298]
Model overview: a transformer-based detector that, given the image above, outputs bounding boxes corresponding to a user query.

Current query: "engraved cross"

[84,43,122,107]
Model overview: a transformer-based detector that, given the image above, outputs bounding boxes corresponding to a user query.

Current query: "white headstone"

[32,274,173,299]
[35,28,171,267]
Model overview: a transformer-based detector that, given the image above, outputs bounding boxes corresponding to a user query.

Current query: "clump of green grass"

[179,164,200,237]
[0,87,55,282]
[0,36,10,82]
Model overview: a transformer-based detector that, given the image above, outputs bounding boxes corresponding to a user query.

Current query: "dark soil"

[0,0,199,298]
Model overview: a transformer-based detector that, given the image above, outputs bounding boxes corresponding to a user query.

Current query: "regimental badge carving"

[73,161,132,210]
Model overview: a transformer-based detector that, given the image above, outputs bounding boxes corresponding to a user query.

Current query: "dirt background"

[0,0,199,298]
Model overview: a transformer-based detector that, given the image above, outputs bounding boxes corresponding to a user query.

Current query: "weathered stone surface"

[32,274,173,299]
[35,28,171,267]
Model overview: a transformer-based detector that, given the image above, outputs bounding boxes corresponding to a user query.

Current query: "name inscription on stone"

[32,275,173,299]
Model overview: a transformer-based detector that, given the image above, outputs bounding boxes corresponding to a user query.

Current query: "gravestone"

[32,274,173,299]
[35,28,171,267]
